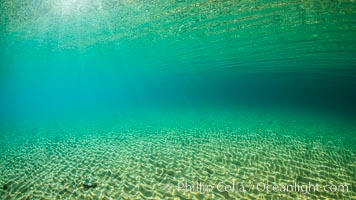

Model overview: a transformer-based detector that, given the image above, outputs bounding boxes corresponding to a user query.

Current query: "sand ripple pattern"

[0,114,355,199]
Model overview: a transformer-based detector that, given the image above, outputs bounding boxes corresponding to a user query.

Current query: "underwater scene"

[0,0,356,199]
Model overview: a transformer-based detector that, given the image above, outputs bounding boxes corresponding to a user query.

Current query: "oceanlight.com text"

[176,182,351,194]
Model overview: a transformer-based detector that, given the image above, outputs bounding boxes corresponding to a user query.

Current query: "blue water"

[1,0,356,121]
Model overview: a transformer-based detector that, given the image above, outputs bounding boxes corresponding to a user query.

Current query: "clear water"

[0,0,355,199]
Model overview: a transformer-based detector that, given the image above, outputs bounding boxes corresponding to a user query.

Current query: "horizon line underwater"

[1,0,356,199]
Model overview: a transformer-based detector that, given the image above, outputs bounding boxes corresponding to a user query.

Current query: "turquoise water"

[1,0,356,199]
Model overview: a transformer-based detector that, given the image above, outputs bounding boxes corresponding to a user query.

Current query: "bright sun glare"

[59,0,91,14]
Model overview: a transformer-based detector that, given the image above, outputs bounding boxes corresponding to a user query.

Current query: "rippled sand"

[0,111,355,199]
